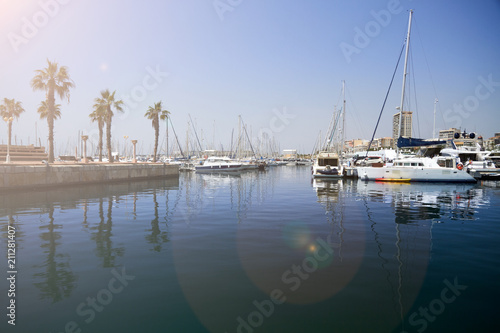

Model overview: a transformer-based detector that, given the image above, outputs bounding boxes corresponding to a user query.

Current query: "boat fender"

[457,162,464,170]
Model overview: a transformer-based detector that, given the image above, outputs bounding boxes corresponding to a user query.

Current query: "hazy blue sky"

[1,0,499,155]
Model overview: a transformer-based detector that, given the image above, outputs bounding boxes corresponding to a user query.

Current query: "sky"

[0,0,499,156]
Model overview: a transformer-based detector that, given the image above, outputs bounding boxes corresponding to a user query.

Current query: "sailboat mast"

[342,80,346,155]
[433,98,438,139]
[165,117,169,157]
[398,9,413,142]
[188,113,203,154]
[168,117,184,157]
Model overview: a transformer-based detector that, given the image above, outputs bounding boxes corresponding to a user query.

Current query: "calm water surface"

[1,166,499,332]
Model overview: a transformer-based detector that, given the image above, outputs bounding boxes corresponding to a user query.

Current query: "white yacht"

[195,157,244,173]
[357,156,476,183]
[312,152,344,179]
[439,142,500,180]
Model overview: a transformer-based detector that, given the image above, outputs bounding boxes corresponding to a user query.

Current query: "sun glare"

[0,1,38,32]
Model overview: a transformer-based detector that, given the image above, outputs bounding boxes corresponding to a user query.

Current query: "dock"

[0,163,179,191]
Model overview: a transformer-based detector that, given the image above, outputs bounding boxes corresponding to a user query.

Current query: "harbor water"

[1,166,499,332]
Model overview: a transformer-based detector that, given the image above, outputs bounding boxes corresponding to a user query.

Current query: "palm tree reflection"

[145,189,169,252]
[34,204,76,302]
[90,196,124,268]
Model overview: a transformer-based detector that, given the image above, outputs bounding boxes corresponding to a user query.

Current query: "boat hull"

[375,178,411,182]
[195,164,244,173]
[357,166,476,183]
[312,173,343,179]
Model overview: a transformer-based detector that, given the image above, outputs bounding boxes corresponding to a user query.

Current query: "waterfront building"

[282,149,297,159]
[379,137,394,149]
[352,139,369,152]
[392,111,413,148]
[485,133,500,150]
[439,128,461,143]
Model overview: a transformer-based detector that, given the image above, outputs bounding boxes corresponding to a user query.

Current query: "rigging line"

[346,87,366,139]
[335,90,343,112]
[328,108,343,150]
[365,42,406,157]
[413,16,444,130]
[322,112,336,150]
[409,48,421,138]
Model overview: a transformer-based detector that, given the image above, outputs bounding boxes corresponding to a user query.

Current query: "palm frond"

[0,98,25,119]
[37,100,61,120]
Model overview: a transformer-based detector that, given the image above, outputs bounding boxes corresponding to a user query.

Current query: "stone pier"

[0,163,179,191]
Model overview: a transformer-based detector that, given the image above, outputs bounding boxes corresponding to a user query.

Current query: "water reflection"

[0,178,179,304]
[89,196,124,268]
[34,203,77,302]
[312,178,346,259]
[355,181,485,223]
[178,170,273,225]
[145,189,170,252]
[311,178,493,332]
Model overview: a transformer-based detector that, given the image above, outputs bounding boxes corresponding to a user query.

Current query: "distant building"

[439,128,481,148]
[379,137,394,149]
[282,149,297,159]
[486,133,500,150]
[392,111,413,148]
[352,139,369,152]
[439,128,460,142]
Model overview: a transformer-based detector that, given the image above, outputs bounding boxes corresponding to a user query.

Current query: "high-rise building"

[439,128,460,142]
[392,111,413,147]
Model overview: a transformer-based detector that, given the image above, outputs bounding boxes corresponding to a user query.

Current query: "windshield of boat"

[318,158,338,166]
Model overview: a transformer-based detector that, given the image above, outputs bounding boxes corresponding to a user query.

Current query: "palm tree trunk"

[98,120,103,162]
[47,116,54,163]
[153,119,159,162]
[106,113,112,163]
[48,87,55,163]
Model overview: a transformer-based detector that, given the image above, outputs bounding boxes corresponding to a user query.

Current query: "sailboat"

[312,81,346,179]
[356,10,476,183]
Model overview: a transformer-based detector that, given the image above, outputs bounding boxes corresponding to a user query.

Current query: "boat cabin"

[435,157,457,168]
[318,157,339,167]
[315,152,339,166]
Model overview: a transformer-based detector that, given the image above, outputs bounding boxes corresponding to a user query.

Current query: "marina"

[1,1,500,332]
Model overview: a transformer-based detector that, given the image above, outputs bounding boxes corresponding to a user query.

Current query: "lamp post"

[81,135,89,163]
[131,140,138,163]
[3,116,13,163]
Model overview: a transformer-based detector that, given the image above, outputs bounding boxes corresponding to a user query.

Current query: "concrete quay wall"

[0,163,179,191]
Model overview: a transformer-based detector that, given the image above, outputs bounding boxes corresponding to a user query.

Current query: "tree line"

[1,59,170,163]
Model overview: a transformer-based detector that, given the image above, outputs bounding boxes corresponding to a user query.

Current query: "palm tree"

[38,101,62,120]
[94,90,123,163]
[0,98,25,149]
[144,101,169,162]
[89,105,106,162]
[31,59,74,163]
